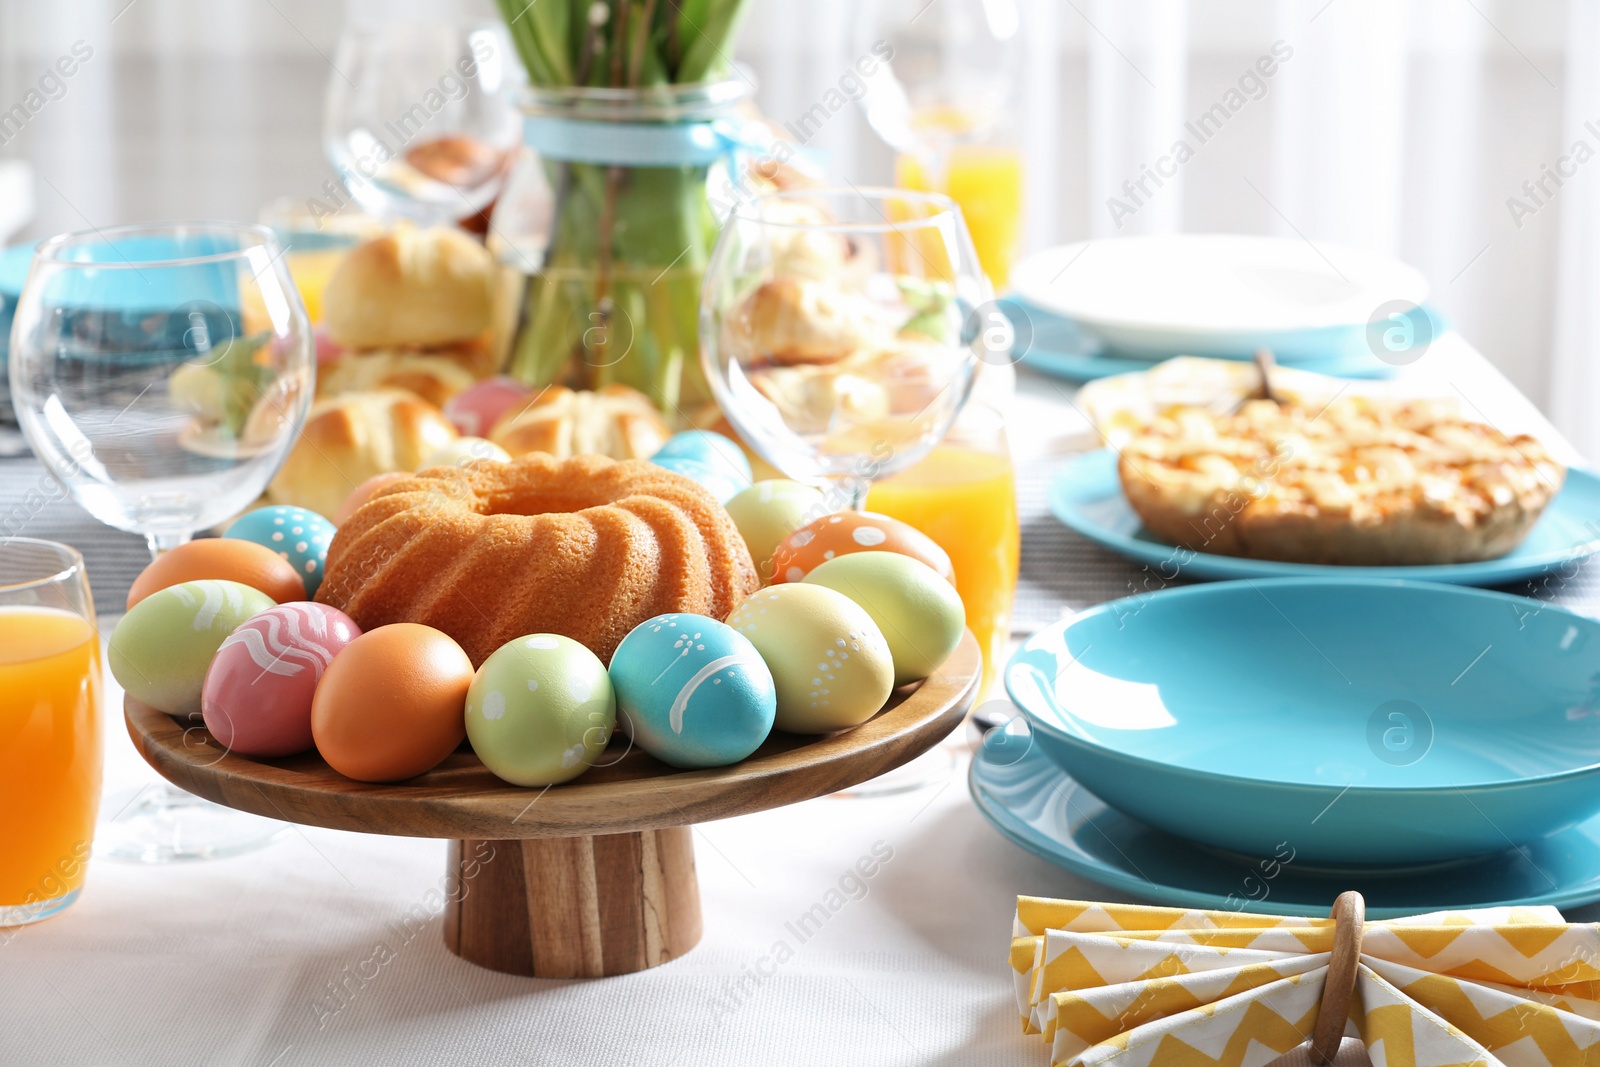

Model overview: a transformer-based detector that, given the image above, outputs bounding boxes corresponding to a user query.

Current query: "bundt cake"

[314,453,761,665]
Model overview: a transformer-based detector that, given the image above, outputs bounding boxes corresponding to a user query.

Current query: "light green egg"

[465,634,617,786]
[724,480,826,582]
[109,579,276,717]
[803,553,965,686]
[725,584,894,734]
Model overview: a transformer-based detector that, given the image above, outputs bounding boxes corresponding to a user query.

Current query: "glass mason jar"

[489,74,755,421]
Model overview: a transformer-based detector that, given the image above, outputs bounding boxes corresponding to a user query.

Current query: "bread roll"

[268,390,458,519]
[323,227,496,349]
[724,277,868,366]
[490,384,669,461]
[317,351,478,409]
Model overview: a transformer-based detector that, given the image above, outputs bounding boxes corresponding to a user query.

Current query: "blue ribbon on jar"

[521,115,772,171]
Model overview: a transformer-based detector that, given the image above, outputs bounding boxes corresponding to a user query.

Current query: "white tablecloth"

[0,336,1583,1067]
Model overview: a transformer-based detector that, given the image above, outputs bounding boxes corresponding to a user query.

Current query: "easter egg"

[652,430,754,482]
[771,511,953,585]
[465,634,616,786]
[804,553,964,686]
[225,505,336,597]
[650,453,751,504]
[126,538,305,610]
[334,472,409,526]
[201,603,361,757]
[425,436,511,468]
[110,580,276,717]
[724,480,826,582]
[446,376,532,437]
[609,614,776,768]
[725,584,894,734]
[311,623,473,782]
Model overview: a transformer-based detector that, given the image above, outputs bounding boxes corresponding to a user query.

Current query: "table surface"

[2,335,1594,1067]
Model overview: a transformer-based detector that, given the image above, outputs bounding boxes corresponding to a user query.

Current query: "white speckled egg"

[609,614,776,768]
[110,579,276,717]
[425,436,511,468]
[723,480,826,582]
[804,553,964,685]
[724,584,893,734]
[224,505,336,597]
[465,634,616,786]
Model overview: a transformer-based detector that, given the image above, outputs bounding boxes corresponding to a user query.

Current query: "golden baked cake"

[1118,398,1565,565]
[315,453,761,664]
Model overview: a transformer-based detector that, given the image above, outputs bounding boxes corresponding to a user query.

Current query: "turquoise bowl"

[1005,578,1600,867]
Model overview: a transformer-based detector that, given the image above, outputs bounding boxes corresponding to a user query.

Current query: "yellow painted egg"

[725,584,893,734]
[804,553,965,686]
[723,480,826,582]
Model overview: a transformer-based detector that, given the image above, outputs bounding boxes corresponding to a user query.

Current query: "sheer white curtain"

[0,0,1587,454]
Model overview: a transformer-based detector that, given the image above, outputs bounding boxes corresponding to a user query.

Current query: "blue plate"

[1005,578,1600,866]
[1049,449,1600,585]
[969,730,1600,918]
[999,297,1399,382]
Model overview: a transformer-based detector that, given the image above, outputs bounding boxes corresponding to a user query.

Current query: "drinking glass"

[868,402,1019,699]
[853,0,1025,286]
[9,221,314,862]
[324,21,521,225]
[700,187,986,507]
[0,540,100,925]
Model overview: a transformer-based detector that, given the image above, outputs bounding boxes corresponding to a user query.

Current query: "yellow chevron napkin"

[1011,897,1600,1067]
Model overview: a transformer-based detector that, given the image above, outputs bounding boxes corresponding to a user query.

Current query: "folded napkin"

[1011,896,1600,1067]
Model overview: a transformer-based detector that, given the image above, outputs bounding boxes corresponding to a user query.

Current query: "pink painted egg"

[445,376,533,437]
[201,602,362,757]
[769,511,954,585]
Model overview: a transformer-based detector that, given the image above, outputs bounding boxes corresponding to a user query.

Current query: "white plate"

[1010,235,1431,360]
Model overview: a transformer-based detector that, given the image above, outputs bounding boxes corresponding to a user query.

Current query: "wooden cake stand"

[126,633,980,979]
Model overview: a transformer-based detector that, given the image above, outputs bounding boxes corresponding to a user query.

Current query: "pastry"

[725,277,869,366]
[490,383,670,460]
[267,390,458,519]
[317,350,478,409]
[323,226,496,351]
[315,453,761,664]
[1118,398,1566,566]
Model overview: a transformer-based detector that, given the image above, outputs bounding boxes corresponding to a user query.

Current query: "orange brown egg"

[126,538,307,610]
[769,511,954,585]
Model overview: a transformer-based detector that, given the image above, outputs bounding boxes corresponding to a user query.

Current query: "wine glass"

[9,221,314,862]
[323,20,521,225]
[700,187,986,507]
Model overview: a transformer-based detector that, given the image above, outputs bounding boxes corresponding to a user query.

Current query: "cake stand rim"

[124,630,982,839]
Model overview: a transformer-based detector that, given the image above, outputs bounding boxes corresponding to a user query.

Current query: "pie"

[1117,397,1566,565]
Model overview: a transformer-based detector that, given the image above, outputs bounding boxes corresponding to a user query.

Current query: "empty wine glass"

[9,221,314,862]
[324,20,521,225]
[700,187,986,508]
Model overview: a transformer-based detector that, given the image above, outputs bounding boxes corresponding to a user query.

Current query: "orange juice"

[240,245,348,332]
[897,146,1024,289]
[0,607,101,912]
[868,445,1019,696]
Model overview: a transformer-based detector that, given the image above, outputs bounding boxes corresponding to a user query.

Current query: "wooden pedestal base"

[442,827,703,978]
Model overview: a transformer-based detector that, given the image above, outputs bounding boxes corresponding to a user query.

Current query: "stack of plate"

[974,578,1600,916]
[1005,234,1441,381]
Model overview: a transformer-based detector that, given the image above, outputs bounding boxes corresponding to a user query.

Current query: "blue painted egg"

[650,453,751,504]
[225,505,335,597]
[609,613,776,768]
[652,430,753,482]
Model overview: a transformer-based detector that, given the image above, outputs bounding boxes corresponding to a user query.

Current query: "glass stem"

[823,475,871,512]
[146,530,192,560]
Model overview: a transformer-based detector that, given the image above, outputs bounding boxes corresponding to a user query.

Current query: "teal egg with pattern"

[465,634,616,786]
[224,505,335,597]
[609,614,776,768]
[110,579,276,717]
[652,430,753,482]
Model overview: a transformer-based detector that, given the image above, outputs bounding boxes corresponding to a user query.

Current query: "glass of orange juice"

[896,145,1025,290]
[867,403,1019,699]
[0,539,101,927]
